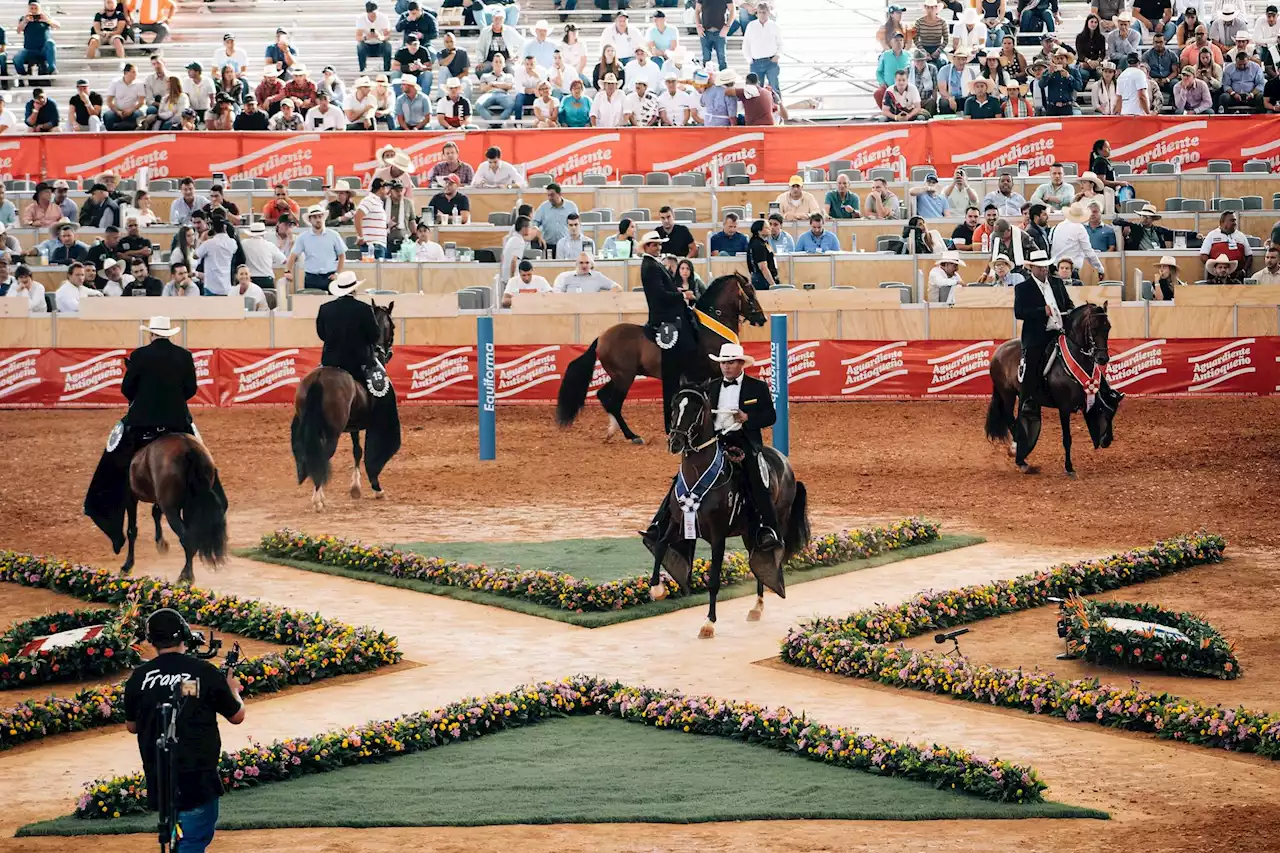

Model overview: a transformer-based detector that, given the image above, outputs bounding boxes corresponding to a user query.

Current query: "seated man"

[775,175,822,223]
[502,259,551,307]
[1116,204,1173,250]
[426,175,471,223]
[1200,210,1254,277]
[554,253,623,292]
[1219,50,1265,111]
[709,212,749,256]
[794,213,840,253]
[395,220,445,261]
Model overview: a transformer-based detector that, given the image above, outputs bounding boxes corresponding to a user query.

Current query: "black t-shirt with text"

[123,652,241,811]
[92,5,127,34]
[427,191,470,220]
[657,223,695,257]
[70,91,103,126]
[127,275,165,296]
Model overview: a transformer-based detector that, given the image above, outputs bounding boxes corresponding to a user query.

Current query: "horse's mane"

[695,273,739,312]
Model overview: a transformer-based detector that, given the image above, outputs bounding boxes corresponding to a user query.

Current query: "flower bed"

[74,674,1048,820]
[0,607,142,691]
[1061,596,1241,679]
[257,518,940,614]
[0,552,402,752]
[776,533,1280,760]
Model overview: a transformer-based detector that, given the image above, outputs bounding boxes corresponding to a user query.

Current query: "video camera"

[183,627,223,661]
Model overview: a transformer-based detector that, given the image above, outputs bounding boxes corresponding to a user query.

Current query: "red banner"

[0,339,1273,409]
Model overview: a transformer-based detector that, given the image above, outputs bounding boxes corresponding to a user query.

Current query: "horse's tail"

[556,338,598,427]
[292,382,332,487]
[985,388,1012,443]
[180,444,227,567]
[783,480,810,564]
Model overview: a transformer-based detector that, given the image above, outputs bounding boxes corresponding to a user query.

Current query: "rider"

[1012,249,1073,473]
[84,316,199,551]
[639,230,696,432]
[315,270,384,392]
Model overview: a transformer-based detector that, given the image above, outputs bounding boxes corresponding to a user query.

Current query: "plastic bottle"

[452,206,459,225]
[38,246,48,265]
[980,232,990,253]
[745,201,754,220]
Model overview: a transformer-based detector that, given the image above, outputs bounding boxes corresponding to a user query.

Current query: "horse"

[555,272,767,444]
[985,302,1123,478]
[120,434,228,586]
[649,381,811,639]
[291,301,400,510]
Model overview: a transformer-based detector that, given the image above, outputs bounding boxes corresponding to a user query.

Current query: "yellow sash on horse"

[693,308,739,344]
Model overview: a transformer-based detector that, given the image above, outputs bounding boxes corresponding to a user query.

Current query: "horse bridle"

[1069,306,1106,360]
[669,388,718,455]
[373,308,394,365]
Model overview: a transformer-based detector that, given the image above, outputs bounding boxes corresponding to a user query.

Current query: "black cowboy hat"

[32,182,52,201]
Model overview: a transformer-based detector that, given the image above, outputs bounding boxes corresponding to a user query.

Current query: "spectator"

[1090,60,1119,113]
[321,66,347,105]
[982,172,1026,216]
[513,54,545,116]
[1203,253,1244,284]
[593,44,625,90]
[424,140,474,188]
[963,76,1002,117]
[702,67,742,126]
[1048,202,1106,279]
[272,214,295,256]
[589,72,626,126]
[928,250,965,302]
[532,80,559,126]
[738,3,783,94]
[393,33,433,90]
[710,212,749,256]
[205,94,236,130]
[1181,25,1223,66]
[655,72,693,125]
[383,180,412,253]
[8,265,46,312]
[341,75,375,129]
[1117,204,1173,250]
[523,19,556,67]
[184,62,215,121]
[306,90,343,130]
[118,217,152,262]
[1209,7,1244,49]
[1220,50,1263,110]
[0,257,13,295]
[87,0,129,60]
[426,175,470,223]
[394,74,432,128]
[211,32,248,75]
[555,253,622,292]
[1251,248,1280,284]
[557,24,587,80]
[0,188,14,226]
[531,183,577,250]
[882,68,924,121]
[951,205,981,250]
[477,17,523,72]
[908,174,950,218]
[745,219,779,289]
[164,180,205,228]
[1175,65,1214,112]
[84,226,123,271]
[1231,31,1260,66]
[914,0,950,65]
[357,1,393,72]
[1200,209,1253,273]
[826,174,861,219]
[130,0,175,44]
[99,257,134,297]
[476,53,518,124]
[626,46,663,93]
[16,1,59,77]
[876,4,909,49]
[472,146,525,188]
[0,93,16,135]
[46,223,87,263]
[601,218,638,258]
[264,28,297,78]
[169,224,198,277]
[1106,12,1141,63]
[1144,33,1180,101]
[203,185,240,223]
[1049,257,1082,289]
[228,264,268,310]
[373,76,398,130]
[24,88,59,133]
[194,218,238,294]
[268,97,304,130]
[120,190,156,227]
[1082,201,1117,251]
[434,77,473,128]
[795,213,840,253]
[1029,163,1074,210]
[674,258,705,297]
[936,48,978,114]
[69,79,105,131]
[646,11,678,65]
[124,258,162,296]
[1039,50,1076,115]
[1024,203,1053,254]
[80,184,121,229]
[256,67,286,114]
[908,50,939,115]
[283,64,318,111]
[284,206,346,292]
[1256,6,1280,66]
[554,213,594,259]
[696,0,733,70]
[501,216,533,278]
[502,259,551,307]
[865,177,902,220]
[765,213,793,254]
[161,261,201,297]
[875,33,910,106]
[624,79,660,125]
[395,220,445,261]
[952,8,988,53]
[602,12,637,61]
[396,2,436,48]
[55,263,101,312]
[1134,0,1174,39]
[233,95,268,129]
[1145,254,1184,298]
[1076,14,1106,76]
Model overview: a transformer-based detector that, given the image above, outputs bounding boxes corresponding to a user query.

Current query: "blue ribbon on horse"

[674,443,726,539]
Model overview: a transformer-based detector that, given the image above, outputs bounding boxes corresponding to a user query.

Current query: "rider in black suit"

[711,351,781,551]
[1013,251,1073,471]
[640,231,696,432]
[316,272,380,386]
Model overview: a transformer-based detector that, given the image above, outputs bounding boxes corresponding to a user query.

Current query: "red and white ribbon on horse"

[1057,333,1105,411]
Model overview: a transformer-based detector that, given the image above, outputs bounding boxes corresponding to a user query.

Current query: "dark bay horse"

[291,301,399,510]
[650,381,810,639]
[985,302,1123,477]
[555,272,767,444]
[121,434,227,585]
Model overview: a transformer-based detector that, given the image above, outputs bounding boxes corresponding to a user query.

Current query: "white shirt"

[590,89,627,127]
[241,235,287,279]
[357,194,389,246]
[0,109,22,134]
[358,11,392,41]
[501,232,528,279]
[1117,67,1148,115]
[554,269,620,292]
[194,233,238,295]
[229,281,268,308]
[714,378,742,434]
[951,21,988,51]
[503,274,552,296]
[182,75,215,111]
[928,266,962,303]
[344,91,377,122]
[411,239,445,261]
[8,281,46,313]
[162,280,201,297]
[514,65,545,94]
[623,90,660,125]
[601,25,637,57]
[624,59,663,94]
[55,281,104,313]
[1033,274,1064,331]
[658,89,690,124]
[306,104,345,131]
[101,274,134,297]
[1201,227,1254,256]
[1255,13,1280,44]
[211,46,250,74]
[471,160,526,188]
[1049,219,1105,274]
[742,18,783,63]
[106,78,148,113]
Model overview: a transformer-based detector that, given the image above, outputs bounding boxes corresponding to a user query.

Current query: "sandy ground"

[0,399,1278,852]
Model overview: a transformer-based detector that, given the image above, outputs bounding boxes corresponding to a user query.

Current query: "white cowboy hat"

[140,315,181,337]
[1116,10,1133,21]
[377,144,416,174]
[1063,202,1090,224]
[639,230,668,245]
[991,254,1013,268]
[1157,255,1179,268]
[333,179,353,192]
[102,258,120,272]
[1136,204,1162,219]
[1078,170,1105,191]
[718,68,738,85]
[1206,253,1238,274]
[354,75,374,88]
[709,342,755,365]
[247,221,266,235]
[306,204,326,218]
[959,8,980,24]
[291,63,309,75]
[328,270,364,296]
[935,250,966,267]
[1027,249,1051,266]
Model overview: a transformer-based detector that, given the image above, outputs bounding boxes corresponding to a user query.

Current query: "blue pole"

[477,315,496,460]
[769,313,789,456]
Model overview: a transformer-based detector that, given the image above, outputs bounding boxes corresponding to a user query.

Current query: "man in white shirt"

[8,265,47,313]
[502,217,533,280]
[99,258,134,297]
[625,47,663,94]
[927,250,965,302]
[194,221,238,295]
[1115,53,1151,115]
[624,80,661,126]
[55,263,103,312]
[162,261,201,296]
[554,253,623,292]
[590,73,626,127]
[211,33,249,75]
[471,145,526,187]
[502,260,552,307]
[742,2,783,93]
[344,76,378,129]
[183,62,215,119]
[306,91,345,131]
[0,93,20,134]
[105,62,148,130]
[512,55,545,117]
[356,0,394,73]
[355,178,391,258]
[601,12,637,58]
[400,221,445,261]
[1048,202,1106,280]
[240,221,287,289]
[657,72,691,125]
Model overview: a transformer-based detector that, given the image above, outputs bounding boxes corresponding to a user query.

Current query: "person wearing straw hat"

[1203,253,1245,284]
[640,229,696,432]
[936,46,977,114]
[373,144,418,198]
[963,75,1002,117]
[979,253,1025,286]
[1049,201,1106,281]
[1012,248,1073,472]
[928,250,965,302]
[316,270,383,390]
[1116,203,1173,250]
[1152,255,1186,299]
[285,205,347,292]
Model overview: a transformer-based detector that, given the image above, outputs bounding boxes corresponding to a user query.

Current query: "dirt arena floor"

[1,397,1279,853]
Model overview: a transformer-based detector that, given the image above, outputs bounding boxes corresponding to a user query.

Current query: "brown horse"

[985,302,1122,477]
[291,301,399,510]
[555,272,767,444]
[120,434,228,585]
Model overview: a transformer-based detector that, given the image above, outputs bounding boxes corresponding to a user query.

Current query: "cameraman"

[123,609,245,853]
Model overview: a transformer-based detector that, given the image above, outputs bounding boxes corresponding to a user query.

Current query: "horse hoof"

[350,484,362,499]
[1017,463,1039,475]
[698,621,716,639]
[177,572,194,586]
[746,608,762,622]
[156,538,169,554]
[374,489,385,500]
[650,585,668,601]
[630,436,645,445]
[1066,471,1077,480]
[119,563,133,577]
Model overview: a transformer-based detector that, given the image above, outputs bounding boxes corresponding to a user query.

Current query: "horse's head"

[372,301,396,364]
[668,381,715,455]
[1086,381,1124,449]
[700,272,767,329]
[1069,301,1112,365]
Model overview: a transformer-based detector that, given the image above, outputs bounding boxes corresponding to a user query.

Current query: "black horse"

[649,381,810,639]
[985,302,1123,477]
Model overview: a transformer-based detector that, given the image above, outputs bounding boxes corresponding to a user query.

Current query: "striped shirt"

[913,16,949,49]
[357,194,388,247]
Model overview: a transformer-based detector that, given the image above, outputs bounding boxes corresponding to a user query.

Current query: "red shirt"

[740,85,776,126]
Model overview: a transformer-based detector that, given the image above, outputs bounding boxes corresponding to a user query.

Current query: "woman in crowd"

[1176,8,1200,46]
[900,215,942,254]
[206,95,236,130]
[320,66,346,105]
[1087,139,1130,191]
[532,80,559,127]
[123,190,161,227]
[601,218,637,258]
[1075,14,1106,80]
[980,51,1014,89]
[326,181,356,226]
[23,184,63,228]
[558,79,592,127]
[746,219,779,290]
[675,257,706,298]
[593,44,624,90]
[216,65,248,106]
[998,35,1028,80]
[1194,46,1222,92]
[1151,255,1185,299]
[1091,61,1118,114]
[876,5,911,50]
[156,75,189,129]
[169,225,200,284]
[559,24,588,80]
[373,74,396,130]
